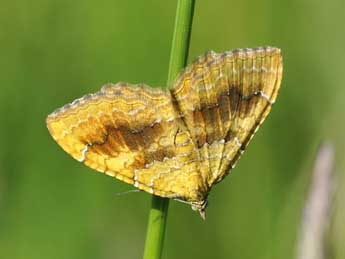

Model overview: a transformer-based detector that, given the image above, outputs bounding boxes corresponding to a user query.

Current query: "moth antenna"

[115,189,142,196]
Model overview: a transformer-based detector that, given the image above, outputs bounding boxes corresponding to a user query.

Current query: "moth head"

[191,199,208,220]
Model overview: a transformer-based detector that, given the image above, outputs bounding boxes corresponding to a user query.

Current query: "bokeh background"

[0,1,344,259]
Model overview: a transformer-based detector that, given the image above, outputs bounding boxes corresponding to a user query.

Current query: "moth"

[46,47,283,219]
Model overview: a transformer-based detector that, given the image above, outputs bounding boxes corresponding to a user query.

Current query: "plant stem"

[143,197,170,259]
[143,1,195,259]
[167,0,195,85]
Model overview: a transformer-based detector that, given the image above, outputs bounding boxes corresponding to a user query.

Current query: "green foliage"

[0,1,344,259]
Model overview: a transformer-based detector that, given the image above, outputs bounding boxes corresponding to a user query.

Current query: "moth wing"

[46,83,206,201]
[170,47,283,186]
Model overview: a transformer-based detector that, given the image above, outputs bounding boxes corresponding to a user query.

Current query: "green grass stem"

[143,1,195,259]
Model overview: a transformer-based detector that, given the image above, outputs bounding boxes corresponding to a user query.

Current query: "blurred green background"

[0,0,344,258]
